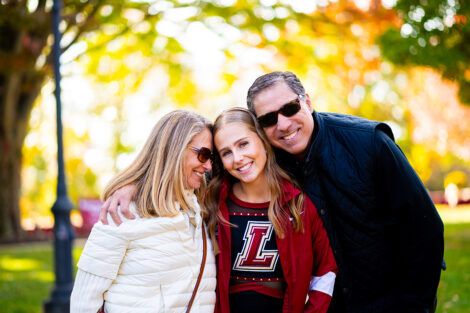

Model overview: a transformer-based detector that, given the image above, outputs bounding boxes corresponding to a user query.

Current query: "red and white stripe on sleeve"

[304,271,336,313]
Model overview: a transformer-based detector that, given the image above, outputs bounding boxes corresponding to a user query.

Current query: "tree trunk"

[0,72,43,242]
[0,138,23,242]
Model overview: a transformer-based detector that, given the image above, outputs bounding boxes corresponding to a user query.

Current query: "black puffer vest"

[276,111,443,313]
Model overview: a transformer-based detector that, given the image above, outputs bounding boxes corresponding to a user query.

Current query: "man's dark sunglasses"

[187,146,213,163]
[257,96,302,128]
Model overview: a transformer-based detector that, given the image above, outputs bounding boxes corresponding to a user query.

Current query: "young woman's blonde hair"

[205,107,304,240]
[102,110,212,219]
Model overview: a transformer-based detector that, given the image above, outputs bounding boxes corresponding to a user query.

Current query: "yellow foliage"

[409,145,432,184]
[444,171,468,189]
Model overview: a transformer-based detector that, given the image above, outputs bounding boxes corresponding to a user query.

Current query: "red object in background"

[428,190,470,205]
[429,191,446,204]
[77,199,103,236]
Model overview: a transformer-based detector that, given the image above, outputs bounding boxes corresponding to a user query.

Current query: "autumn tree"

[377,0,470,104]
[1,1,51,241]
[0,0,173,241]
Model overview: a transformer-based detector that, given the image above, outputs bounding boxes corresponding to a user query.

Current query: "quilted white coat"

[71,194,216,313]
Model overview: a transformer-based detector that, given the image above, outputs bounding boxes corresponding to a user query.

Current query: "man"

[100,71,444,313]
[246,71,444,313]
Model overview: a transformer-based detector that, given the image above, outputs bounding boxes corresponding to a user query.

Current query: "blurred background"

[1,0,469,312]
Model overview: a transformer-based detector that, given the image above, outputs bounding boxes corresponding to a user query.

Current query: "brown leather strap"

[186,223,207,313]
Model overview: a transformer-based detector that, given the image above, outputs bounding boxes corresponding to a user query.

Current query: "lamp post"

[43,0,75,311]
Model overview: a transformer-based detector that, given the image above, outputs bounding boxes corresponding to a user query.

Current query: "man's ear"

[305,93,314,113]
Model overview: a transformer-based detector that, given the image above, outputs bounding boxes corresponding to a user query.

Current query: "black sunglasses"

[187,146,213,163]
[256,96,302,128]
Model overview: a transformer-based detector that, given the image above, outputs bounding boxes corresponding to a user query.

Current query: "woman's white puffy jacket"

[70,193,216,313]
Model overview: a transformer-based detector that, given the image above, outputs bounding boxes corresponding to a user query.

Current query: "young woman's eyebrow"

[217,137,249,153]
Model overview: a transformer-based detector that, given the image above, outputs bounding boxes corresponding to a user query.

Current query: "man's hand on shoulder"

[99,184,137,225]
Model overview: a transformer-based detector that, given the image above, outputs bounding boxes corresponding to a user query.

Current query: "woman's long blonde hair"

[102,110,212,218]
[205,107,304,239]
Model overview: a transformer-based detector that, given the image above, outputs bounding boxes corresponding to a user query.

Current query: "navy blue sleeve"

[374,129,444,312]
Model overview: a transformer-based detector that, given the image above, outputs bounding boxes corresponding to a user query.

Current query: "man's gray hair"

[246,71,306,115]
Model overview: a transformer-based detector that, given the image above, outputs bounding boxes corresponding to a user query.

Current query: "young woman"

[70,110,217,313]
[205,107,337,313]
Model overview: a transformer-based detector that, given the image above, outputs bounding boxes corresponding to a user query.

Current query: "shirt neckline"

[229,190,270,209]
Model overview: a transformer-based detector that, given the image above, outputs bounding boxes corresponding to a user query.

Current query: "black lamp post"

[43,0,75,311]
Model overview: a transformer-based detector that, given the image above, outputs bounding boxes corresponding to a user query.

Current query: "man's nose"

[276,113,291,131]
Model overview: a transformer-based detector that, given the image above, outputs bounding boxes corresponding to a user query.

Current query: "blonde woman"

[70,110,216,313]
[205,108,337,313]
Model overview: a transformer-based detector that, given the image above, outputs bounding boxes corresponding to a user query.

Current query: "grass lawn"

[0,240,84,313]
[437,223,470,313]
[1,223,469,313]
